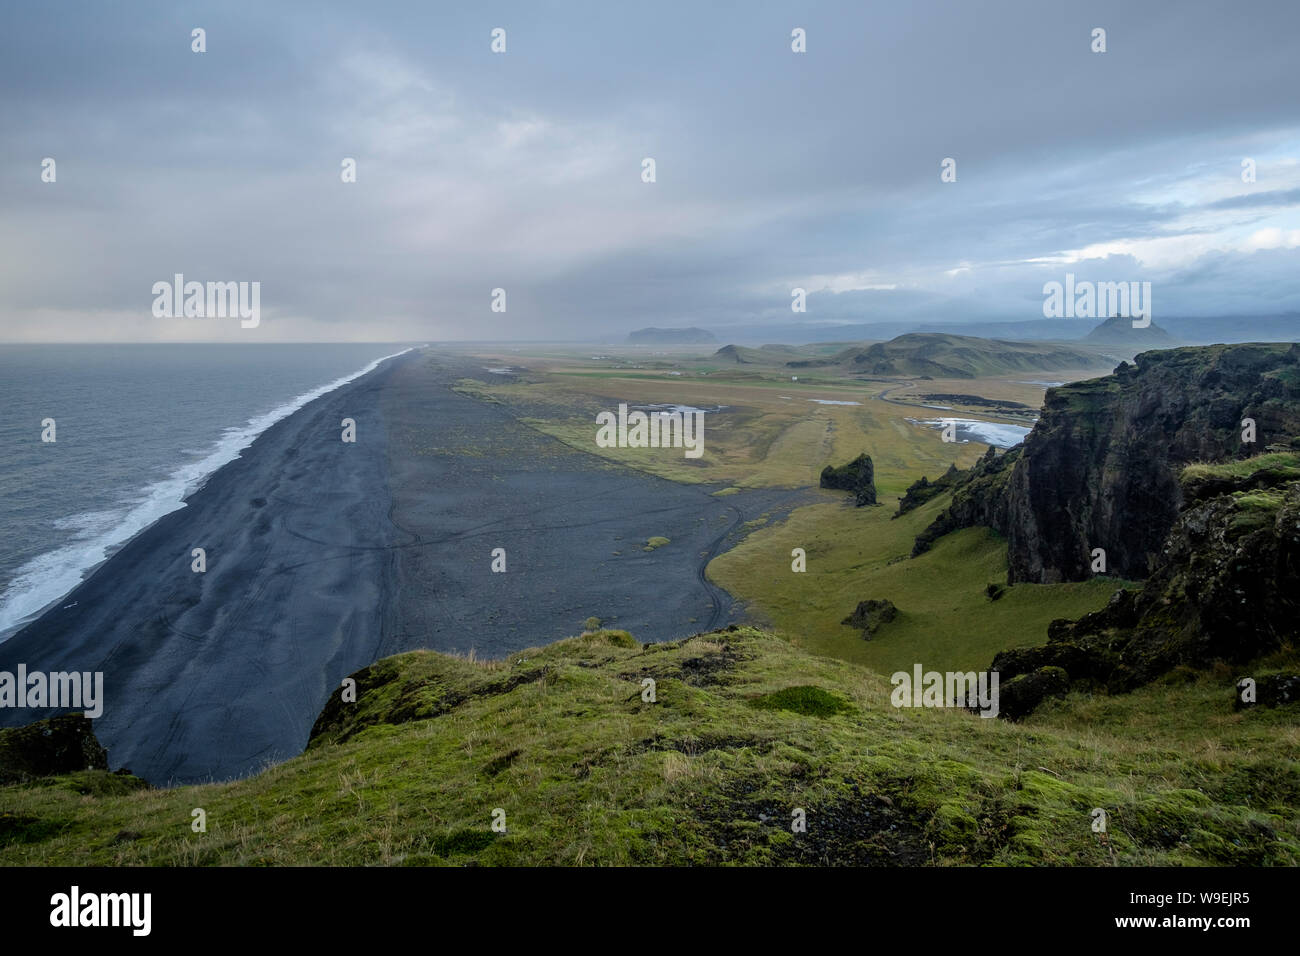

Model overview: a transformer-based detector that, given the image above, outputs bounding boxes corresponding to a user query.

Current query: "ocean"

[0,343,412,639]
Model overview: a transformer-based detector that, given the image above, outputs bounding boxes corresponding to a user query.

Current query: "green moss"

[52,771,150,798]
[1233,489,1285,511]
[933,802,979,844]
[1,625,1296,867]
[593,629,639,649]
[748,685,852,718]
[643,536,671,551]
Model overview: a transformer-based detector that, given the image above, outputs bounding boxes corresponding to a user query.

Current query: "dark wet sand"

[0,349,799,784]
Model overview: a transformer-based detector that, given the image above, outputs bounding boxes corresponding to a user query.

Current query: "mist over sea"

[0,343,410,638]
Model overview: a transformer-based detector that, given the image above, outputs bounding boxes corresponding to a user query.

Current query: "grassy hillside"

[708,334,1112,379]
[708,491,1128,673]
[2,626,1295,866]
[829,334,1110,379]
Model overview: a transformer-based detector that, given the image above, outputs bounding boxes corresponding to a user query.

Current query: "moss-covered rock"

[912,445,1020,557]
[998,667,1070,721]
[0,714,108,785]
[989,450,1300,715]
[841,598,899,639]
[910,344,1300,583]
[895,463,964,517]
[2,625,1296,867]
[820,453,878,506]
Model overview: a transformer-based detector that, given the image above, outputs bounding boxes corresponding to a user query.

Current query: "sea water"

[0,343,411,639]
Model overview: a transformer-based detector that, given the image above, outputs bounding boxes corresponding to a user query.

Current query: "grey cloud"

[1,0,1299,341]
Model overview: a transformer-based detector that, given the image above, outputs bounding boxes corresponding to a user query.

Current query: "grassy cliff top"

[1180,452,1300,509]
[2,626,1296,866]
[1182,451,1300,482]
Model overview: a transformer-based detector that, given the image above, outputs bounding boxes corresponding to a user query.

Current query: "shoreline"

[0,348,792,785]
[0,346,413,641]
[0,350,414,784]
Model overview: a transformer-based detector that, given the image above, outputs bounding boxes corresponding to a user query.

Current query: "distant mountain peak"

[1083,316,1178,346]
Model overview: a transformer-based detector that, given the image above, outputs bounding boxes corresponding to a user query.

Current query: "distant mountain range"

[716,332,1111,379]
[695,313,1300,346]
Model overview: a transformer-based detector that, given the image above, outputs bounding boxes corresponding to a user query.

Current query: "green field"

[708,496,1131,674]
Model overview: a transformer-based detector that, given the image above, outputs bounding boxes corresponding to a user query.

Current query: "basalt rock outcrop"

[989,452,1300,713]
[820,453,878,506]
[996,666,1070,721]
[841,598,898,638]
[910,445,1019,556]
[895,463,963,517]
[912,343,1300,582]
[0,714,108,784]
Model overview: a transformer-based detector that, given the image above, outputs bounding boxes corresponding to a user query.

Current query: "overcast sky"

[2,0,1299,342]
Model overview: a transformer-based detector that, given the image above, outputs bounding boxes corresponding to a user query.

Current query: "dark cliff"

[912,343,1300,582]
[910,446,1019,556]
[990,452,1300,710]
[1007,343,1300,582]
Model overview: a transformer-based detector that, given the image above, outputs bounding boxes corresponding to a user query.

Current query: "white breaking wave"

[0,347,412,640]
[908,417,1031,449]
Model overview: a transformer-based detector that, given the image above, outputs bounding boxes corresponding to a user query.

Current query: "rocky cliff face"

[990,452,1300,710]
[1007,343,1300,582]
[910,446,1019,556]
[912,343,1300,583]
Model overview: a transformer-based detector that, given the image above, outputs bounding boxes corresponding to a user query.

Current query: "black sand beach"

[0,350,797,784]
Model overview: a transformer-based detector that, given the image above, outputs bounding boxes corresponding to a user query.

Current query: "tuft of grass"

[749,686,853,718]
